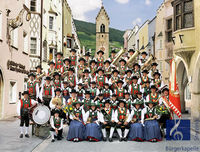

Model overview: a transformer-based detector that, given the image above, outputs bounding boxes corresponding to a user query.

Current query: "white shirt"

[50,116,63,130]
[16,98,38,116]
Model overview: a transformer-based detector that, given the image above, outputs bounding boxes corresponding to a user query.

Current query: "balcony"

[173,27,196,66]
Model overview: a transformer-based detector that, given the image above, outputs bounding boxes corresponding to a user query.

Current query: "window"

[9,81,17,103]
[67,39,71,48]
[49,16,54,30]
[43,40,47,62]
[100,24,105,33]
[23,31,28,53]
[30,0,37,12]
[30,37,37,54]
[0,12,2,40]
[166,19,173,42]
[173,0,194,31]
[11,28,18,48]
[49,48,53,61]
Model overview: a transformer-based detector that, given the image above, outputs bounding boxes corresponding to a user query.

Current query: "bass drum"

[32,105,51,125]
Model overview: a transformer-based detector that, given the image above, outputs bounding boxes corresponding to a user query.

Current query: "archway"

[191,54,200,120]
[0,69,3,118]
[176,60,190,114]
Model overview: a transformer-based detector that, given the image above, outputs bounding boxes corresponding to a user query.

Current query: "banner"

[169,59,182,118]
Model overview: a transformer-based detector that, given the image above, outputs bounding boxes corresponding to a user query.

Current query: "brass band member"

[114,100,130,142]
[39,76,55,107]
[89,59,97,79]
[110,49,116,62]
[69,49,77,67]
[26,73,39,100]
[47,60,55,77]
[54,52,64,71]
[109,69,120,90]
[97,50,104,67]
[103,59,112,80]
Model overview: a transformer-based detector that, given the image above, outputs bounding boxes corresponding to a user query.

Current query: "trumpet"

[141,54,156,71]
[126,50,140,68]
[37,72,46,80]
[111,48,126,66]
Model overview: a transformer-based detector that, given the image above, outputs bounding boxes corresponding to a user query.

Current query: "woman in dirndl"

[141,100,162,142]
[67,101,86,142]
[85,101,102,141]
[128,99,144,141]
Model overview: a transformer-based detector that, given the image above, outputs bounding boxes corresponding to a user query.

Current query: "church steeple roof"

[96,3,110,22]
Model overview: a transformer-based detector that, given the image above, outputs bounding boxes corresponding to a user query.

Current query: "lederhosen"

[83,98,91,112]
[20,99,32,127]
[50,116,63,138]
[149,93,159,105]
[55,59,63,70]
[118,66,127,76]
[53,80,62,89]
[153,79,161,89]
[116,87,125,100]
[27,81,37,100]
[42,84,53,107]
[97,57,104,67]
[102,89,111,99]
[69,56,77,67]
[101,107,115,128]
[141,76,150,85]
[104,66,112,80]
[131,83,140,99]
[90,87,97,99]
[116,108,130,129]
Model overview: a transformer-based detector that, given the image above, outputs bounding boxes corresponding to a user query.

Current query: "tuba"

[111,48,126,66]
[126,50,140,68]
[52,97,63,106]
[141,54,156,71]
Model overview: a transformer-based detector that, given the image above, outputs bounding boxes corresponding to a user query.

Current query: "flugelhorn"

[111,48,126,66]
[126,50,140,68]
[141,54,156,71]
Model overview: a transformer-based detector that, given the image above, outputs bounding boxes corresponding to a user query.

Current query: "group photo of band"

[17,48,173,143]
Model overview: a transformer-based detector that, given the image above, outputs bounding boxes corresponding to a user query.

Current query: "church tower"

[95,3,110,59]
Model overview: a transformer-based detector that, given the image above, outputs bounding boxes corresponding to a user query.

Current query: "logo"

[166,119,190,140]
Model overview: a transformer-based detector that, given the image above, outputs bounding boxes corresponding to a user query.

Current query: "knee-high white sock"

[117,129,122,138]
[20,127,23,134]
[25,127,29,134]
[109,127,115,138]
[102,128,107,138]
[50,131,55,140]
[124,129,129,138]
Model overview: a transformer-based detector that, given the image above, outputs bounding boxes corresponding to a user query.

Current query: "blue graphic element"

[166,119,190,140]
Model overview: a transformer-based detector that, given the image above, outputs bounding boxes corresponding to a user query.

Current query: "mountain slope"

[74,19,124,56]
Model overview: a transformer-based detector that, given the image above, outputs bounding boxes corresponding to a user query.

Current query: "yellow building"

[172,0,200,120]
[62,0,73,57]
[138,20,149,53]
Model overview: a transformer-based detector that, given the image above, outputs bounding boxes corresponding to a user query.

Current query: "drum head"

[32,105,51,125]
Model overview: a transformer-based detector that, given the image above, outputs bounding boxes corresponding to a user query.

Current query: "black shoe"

[25,134,30,138]
[119,138,123,142]
[124,137,128,142]
[109,138,113,142]
[51,139,55,142]
[89,138,92,142]
[57,137,62,140]
[19,134,23,138]
[103,137,107,141]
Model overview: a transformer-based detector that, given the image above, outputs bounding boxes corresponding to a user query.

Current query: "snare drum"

[32,105,51,125]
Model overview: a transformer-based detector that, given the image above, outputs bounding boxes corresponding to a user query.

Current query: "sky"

[67,0,164,31]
